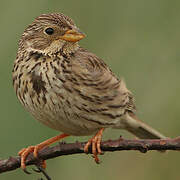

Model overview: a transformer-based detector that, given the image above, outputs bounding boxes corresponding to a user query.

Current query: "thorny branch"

[0,137,180,175]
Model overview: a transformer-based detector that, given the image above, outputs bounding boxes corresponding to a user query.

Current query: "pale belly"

[22,88,125,136]
[23,91,106,136]
[31,108,102,136]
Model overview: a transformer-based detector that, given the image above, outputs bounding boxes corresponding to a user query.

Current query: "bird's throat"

[43,41,79,57]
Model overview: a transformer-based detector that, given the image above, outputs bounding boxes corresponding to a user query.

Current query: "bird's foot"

[18,133,69,173]
[18,145,46,174]
[84,128,105,164]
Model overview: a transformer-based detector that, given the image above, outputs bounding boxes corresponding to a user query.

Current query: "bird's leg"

[18,133,69,172]
[84,128,104,163]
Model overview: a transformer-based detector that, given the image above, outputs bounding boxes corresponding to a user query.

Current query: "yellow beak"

[60,29,86,42]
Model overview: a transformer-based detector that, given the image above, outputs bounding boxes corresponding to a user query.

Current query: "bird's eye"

[45,27,54,35]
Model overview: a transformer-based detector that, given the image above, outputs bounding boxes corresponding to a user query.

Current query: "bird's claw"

[32,167,41,173]
[23,167,32,174]
[35,165,51,180]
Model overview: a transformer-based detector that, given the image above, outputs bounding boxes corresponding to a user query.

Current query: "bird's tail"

[120,112,166,139]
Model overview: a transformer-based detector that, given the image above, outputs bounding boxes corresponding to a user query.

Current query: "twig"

[34,164,51,180]
[0,137,180,174]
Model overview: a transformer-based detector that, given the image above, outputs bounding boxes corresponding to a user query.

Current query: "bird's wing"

[66,48,136,124]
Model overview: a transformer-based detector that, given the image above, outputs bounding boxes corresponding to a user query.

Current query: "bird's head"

[19,13,85,55]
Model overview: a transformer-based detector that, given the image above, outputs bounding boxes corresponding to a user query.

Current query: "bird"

[12,13,166,172]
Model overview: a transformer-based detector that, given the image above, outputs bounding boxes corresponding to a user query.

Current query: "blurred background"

[1,0,180,179]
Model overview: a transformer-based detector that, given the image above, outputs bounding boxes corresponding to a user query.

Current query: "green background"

[1,0,180,179]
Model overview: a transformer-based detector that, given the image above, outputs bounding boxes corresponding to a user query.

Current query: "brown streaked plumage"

[12,13,166,171]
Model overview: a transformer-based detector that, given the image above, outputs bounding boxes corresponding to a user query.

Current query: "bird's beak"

[60,29,86,42]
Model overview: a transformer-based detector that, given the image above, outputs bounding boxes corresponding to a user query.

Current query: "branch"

[1,137,180,174]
